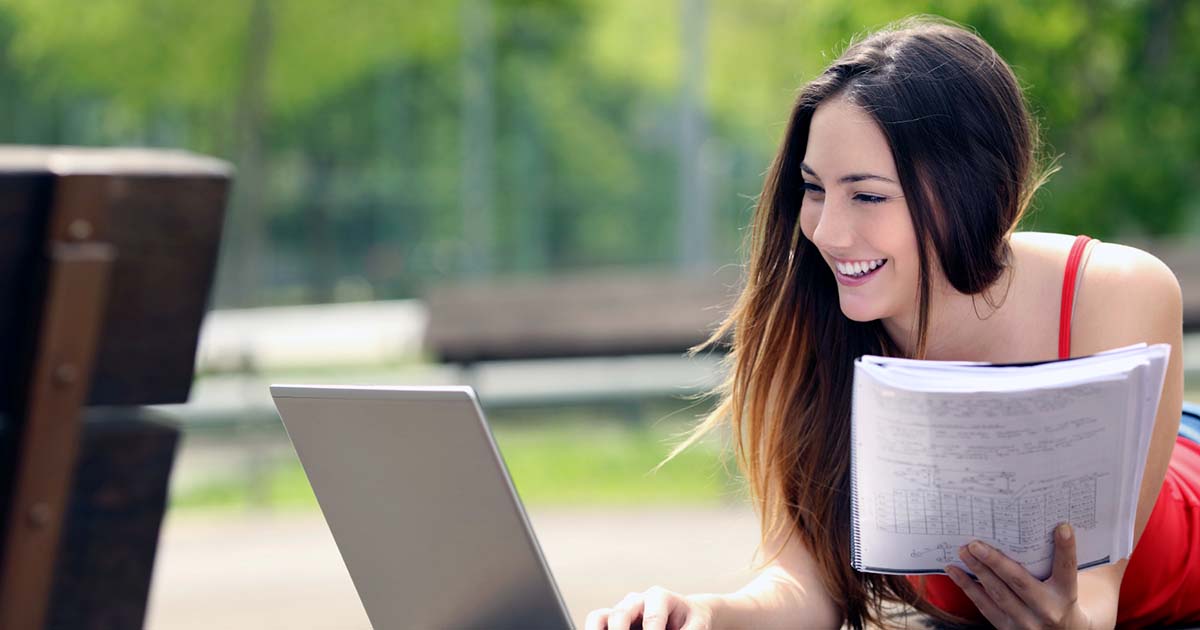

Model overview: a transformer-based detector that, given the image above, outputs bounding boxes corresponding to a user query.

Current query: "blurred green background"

[2,0,1197,307]
[3,0,1197,513]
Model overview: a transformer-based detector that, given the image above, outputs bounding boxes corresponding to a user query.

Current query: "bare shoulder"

[1009,232,1182,352]
[1073,239,1182,353]
[1081,241,1181,304]
[1012,231,1180,299]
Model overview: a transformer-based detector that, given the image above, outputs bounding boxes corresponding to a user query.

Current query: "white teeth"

[836,258,886,277]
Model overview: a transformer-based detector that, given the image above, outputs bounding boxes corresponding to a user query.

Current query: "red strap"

[1058,235,1093,359]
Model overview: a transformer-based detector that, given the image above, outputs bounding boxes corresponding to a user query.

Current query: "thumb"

[1050,522,1078,596]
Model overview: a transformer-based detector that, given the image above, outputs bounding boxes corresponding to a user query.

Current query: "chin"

[837,306,880,323]
[841,311,879,323]
[837,295,885,323]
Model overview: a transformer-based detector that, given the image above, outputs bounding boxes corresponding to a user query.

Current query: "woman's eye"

[802,182,824,195]
[854,193,887,204]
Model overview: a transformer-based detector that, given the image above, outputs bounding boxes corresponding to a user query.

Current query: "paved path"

[145,505,764,629]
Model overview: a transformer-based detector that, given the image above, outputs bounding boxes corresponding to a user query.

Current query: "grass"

[491,418,740,505]
[169,403,745,512]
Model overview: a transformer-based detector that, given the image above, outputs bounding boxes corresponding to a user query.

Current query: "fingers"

[956,543,1040,629]
[963,539,1050,614]
[588,586,700,630]
[1050,522,1078,598]
[584,608,611,630]
[950,533,1084,629]
[945,565,1008,625]
[640,586,672,630]
[605,591,647,630]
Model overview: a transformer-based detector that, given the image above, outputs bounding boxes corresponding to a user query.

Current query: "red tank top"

[908,235,1200,627]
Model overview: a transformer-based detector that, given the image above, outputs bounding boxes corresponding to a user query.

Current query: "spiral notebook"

[849,343,1170,580]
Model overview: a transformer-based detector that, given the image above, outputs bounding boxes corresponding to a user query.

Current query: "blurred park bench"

[424,267,740,364]
[422,268,740,413]
[0,147,228,629]
[424,241,1200,366]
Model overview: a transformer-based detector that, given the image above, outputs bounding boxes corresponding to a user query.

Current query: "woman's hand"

[584,586,716,630]
[946,523,1092,629]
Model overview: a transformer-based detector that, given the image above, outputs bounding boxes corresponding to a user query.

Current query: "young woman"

[585,17,1198,630]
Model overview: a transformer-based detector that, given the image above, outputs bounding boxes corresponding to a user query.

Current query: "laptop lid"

[270,385,573,629]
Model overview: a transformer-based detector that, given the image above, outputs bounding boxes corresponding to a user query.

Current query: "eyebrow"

[800,162,897,185]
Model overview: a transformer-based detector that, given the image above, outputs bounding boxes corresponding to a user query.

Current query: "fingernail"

[945,566,960,583]
[1057,523,1073,541]
[969,541,989,559]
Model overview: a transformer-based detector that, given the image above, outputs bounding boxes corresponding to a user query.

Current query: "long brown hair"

[664,16,1057,629]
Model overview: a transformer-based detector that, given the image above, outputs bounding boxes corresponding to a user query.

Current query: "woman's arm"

[1073,244,1185,625]
[691,564,840,629]
[699,526,841,628]
[949,243,1185,629]
[586,526,841,630]
[1078,244,1185,542]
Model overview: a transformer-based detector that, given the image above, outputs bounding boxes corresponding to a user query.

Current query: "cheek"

[890,240,925,295]
[881,211,919,266]
[798,201,818,242]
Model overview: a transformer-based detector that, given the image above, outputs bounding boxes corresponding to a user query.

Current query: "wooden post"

[0,176,116,630]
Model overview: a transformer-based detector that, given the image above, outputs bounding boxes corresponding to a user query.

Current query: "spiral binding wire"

[850,361,864,571]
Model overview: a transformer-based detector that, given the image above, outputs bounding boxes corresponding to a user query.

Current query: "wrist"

[1077,607,1096,630]
[690,591,770,629]
[1071,596,1119,630]
[1073,604,1106,630]
[686,592,720,624]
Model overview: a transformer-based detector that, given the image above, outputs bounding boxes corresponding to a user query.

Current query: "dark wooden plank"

[84,172,229,405]
[0,147,232,408]
[46,409,179,630]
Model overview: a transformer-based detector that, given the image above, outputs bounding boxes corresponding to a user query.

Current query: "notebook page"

[1122,348,1171,555]
[861,348,1158,393]
[863,361,1136,393]
[852,368,1130,580]
[858,343,1153,387]
[1113,362,1144,559]
[859,342,1148,371]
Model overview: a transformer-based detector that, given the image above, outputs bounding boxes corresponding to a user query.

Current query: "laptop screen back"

[271,385,572,630]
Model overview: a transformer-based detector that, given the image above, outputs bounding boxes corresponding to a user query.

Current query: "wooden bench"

[424,267,742,364]
[0,147,229,629]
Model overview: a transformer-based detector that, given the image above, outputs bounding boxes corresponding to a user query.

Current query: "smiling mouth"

[835,259,888,278]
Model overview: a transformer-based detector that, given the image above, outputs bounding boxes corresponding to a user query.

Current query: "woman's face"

[798,96,922,324]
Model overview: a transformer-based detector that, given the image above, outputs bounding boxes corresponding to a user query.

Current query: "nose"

[810,199,855,252]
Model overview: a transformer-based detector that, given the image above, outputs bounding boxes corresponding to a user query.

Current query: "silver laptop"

[270,385,575,629]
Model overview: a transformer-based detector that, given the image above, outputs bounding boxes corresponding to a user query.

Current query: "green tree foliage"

[0,0,1195,305]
